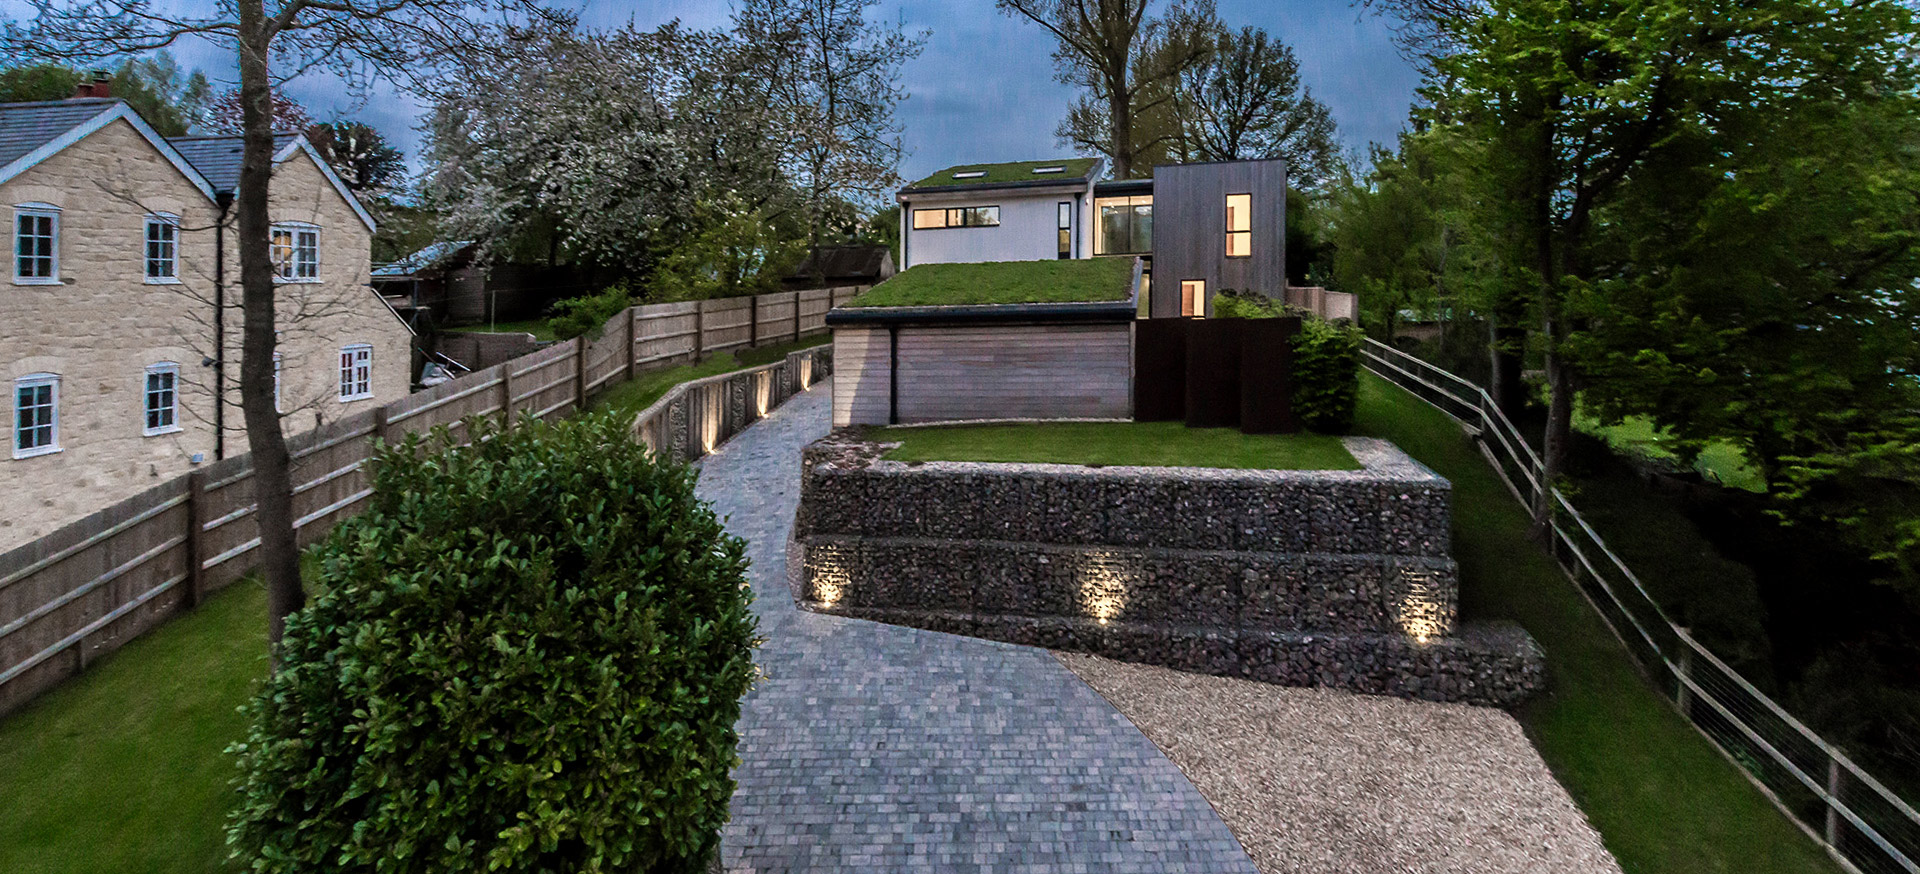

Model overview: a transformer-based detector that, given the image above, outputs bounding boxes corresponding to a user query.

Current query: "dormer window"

[952,170,987,179]
[1032,166,1065,174]
[14,203,59,284]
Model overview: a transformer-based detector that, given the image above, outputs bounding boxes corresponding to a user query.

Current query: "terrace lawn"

[871,421,1360,471]
[592,334,830,423]
[846,258,1135,308]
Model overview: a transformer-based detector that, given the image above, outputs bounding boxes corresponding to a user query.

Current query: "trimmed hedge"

[1214,289,1363,433]
[227,413,758,874]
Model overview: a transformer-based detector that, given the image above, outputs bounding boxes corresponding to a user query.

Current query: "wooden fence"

[0,287,860,719]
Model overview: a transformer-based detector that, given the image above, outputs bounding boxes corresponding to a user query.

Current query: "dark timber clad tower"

[1145,158,1288,320]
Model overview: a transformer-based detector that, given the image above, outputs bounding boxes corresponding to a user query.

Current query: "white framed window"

[910,206,1000,230]
[338,344,372,401]
[270,223,319,282]
[14,203,59,284]
[1057,201,1073,260]
[144,214,179,282]
[13,373,59,458]
[143,362,180,435]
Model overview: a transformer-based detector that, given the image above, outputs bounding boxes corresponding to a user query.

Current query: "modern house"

[0,83,410,549]
[896,157,1299,319]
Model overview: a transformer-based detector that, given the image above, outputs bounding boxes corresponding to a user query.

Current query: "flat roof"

[903,158,1102,194]
[840,258,1137,309]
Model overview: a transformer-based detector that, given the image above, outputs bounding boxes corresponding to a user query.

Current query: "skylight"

[953,170,987,179]
[1032,166,1066,174]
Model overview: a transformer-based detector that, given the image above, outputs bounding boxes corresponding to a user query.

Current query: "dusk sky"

[157,0,1422,183]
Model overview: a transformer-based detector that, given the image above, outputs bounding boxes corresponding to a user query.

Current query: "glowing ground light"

[1078,551,1133,625]
[808,547,850,608]
[1397,566,1446,644]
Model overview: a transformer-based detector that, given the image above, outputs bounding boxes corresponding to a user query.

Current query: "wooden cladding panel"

[833,327,892,426]
[893,324,1130,422]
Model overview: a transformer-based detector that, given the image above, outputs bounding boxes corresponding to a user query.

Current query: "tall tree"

[306,120,404,194]
[0,52,209,136]
[734,0,924,282]
[1170,25,1337,187]
[999,0,1215,178]
[1422,0,1920,527]
[6,0,550,667]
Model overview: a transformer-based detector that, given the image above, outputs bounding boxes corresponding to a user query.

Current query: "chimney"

[72,71,111,99]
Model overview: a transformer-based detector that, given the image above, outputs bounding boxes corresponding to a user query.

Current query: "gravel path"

[695,382,1258,873]
[1059,652,1623,874]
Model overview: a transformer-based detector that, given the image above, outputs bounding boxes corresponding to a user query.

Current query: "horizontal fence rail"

[0,286,859,720]
[1360,337,1918,874]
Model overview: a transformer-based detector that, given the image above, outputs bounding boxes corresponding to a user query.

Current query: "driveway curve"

[696,381,1258,873]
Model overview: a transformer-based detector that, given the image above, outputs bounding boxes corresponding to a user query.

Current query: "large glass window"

[1226,193,1251,258]
[1095,195,1152,255]
[13,374,58,457]
[14,205,58,283]
[1181,280,1205,317]
[911,206,1000,229]
[144,363,179,435]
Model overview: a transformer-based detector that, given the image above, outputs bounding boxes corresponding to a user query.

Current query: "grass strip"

[873,420,1359,471]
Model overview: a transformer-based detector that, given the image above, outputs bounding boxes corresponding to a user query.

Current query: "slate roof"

[0,98,121,168]
[166,133,303,193]
[903,158,1103,193]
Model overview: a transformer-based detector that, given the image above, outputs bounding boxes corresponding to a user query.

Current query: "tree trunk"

[1535,315,1574,533]
[1489,315,1525,416]
[237,0,304,667]
[1108,75,1133,178]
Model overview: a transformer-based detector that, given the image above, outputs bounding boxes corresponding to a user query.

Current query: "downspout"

[1073,191,1084,258]
[899,199,910,270]
[213,189,233,460]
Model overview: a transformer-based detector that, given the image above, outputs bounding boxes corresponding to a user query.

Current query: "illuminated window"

[143,362,179,435]
[1181,280,1205,317]
[270,223,319,281]
[911,206,999,230]
[1057,202,1073,259]
[1226,193,1251,258]
[338,344,372,401]
[1094,195,1152,255]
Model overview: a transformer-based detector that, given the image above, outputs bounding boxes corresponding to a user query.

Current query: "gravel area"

[1058,653,1623,874]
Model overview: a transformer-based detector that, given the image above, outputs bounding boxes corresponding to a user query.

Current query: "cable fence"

[1360,337,1920,874]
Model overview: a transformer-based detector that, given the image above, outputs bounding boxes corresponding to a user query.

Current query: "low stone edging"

[789,429,1546,707]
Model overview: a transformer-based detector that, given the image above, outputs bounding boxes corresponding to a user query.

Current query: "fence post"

[1826,754,1844,847]
[626,307,638,381]
[693,300,705,362]
[184,469,206,609]
[750,293,759,348]
[371,405,389,446]
[499,363,514,428]
[794,291,803,342]
[574,336,589,413]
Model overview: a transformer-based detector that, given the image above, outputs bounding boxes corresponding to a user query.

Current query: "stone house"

[0,89,410,549]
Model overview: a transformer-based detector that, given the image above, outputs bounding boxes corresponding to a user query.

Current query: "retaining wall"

[791,431,1544,706]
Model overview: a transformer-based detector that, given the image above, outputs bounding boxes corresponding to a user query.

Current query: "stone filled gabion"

[792,429,1545,707]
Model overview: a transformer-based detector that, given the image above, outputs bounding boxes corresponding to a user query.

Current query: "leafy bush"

[1292,317,1364,433]
[227,413,758,874]
[1210,289,1362,433]
[547,283,634,341]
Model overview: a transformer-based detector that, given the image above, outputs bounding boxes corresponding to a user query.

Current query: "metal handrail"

[1361,336,1917,874]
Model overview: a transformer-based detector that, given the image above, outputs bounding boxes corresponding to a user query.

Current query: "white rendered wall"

[902,190,1094,268]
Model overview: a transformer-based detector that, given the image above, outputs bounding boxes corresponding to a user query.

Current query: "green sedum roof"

[846,258,1135,308]
[907,158,1101,190]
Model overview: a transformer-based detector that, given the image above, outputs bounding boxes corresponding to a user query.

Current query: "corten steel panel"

[1240,317,1300,434]
[1133,318,1188,421]
[1147,159,1288,319]
[1184,319,1244,427]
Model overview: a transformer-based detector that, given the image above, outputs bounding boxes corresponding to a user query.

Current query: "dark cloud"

[131,0,1419,180]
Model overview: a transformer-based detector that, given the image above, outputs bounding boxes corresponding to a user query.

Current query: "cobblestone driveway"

[695,382,1257,873]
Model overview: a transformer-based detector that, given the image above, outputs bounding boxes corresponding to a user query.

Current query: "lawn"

[906,157,1101,188]
[845,258,1135,308]
[591,334,830,423]
[1353,371,1839,874]
[872,420,1360,470]
[0,579,266,874]
[448,317,557,341]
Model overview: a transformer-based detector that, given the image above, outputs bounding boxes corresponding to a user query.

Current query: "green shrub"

[548,283,634,341]
[1210,289,1362,433]
[1292,317,1364,433]
[226,414,758,874]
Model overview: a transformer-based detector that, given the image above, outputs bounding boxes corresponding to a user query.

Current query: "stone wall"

[792,431,1545,706]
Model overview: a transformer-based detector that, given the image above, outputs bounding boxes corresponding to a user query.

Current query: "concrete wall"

[1149,159,1288,318]
[792,432,1545,706]
[900,186,1094,269]
[0,124,408,550]
[831,322,1132,426]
